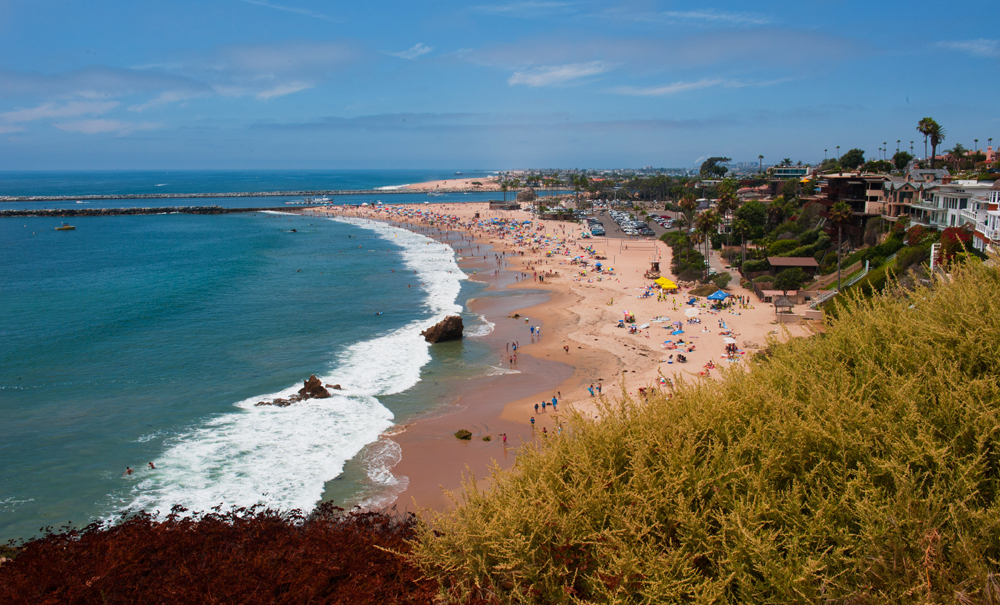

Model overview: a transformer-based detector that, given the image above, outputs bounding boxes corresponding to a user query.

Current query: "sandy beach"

[307,201,813,512]
[404,176,500,192]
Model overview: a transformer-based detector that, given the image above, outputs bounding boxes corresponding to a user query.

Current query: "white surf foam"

[119,218,464,518]
[465,314,494,337]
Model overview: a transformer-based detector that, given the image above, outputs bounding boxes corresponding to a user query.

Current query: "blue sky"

[0,0,997,170]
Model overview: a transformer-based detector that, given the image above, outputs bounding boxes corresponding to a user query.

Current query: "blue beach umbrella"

[707,290,729,301]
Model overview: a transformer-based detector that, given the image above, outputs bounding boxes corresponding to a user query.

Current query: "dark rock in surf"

[299,375,331,399]
[326,384,341,390]
[421,316,464,343]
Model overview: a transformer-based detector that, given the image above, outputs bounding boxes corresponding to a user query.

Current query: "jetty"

[0,206,314,218]
[0,189,482,203]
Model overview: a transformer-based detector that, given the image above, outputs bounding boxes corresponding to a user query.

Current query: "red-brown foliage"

[906,224,930,246]
[0,503,489,605]
[940,225,973,260]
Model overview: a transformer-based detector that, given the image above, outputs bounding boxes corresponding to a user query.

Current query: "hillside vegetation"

[415,259,1000,604]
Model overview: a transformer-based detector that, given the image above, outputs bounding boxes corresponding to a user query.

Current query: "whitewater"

[122,218,465,516]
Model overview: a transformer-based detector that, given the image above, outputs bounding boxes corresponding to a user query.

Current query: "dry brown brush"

[0,503,493,605]
[414,259,1000,604]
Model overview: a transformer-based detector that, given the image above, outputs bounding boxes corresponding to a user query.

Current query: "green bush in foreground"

[414,259,1000,604]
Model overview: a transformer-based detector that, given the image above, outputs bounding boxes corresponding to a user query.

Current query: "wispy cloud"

[508,61,611,87]
[654,10,770,26]
[128,91,206,112]
[610,79,724,96]
[471,2,573,17]
[1,101,119,122]
[238,0,339,22]
[610,78,789,96]
[391,43,434,60]
[255,82,314,100]
[601,8,771,27]
[53,119,159,135]
[936,39,1000,58]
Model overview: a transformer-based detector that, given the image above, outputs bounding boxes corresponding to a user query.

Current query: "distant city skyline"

[0,0,997,170]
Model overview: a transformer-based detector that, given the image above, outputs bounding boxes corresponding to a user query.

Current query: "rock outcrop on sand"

[420,315,464,343]
[255,375,332,407]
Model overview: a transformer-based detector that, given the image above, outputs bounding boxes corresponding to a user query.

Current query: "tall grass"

[414,259,1000,604]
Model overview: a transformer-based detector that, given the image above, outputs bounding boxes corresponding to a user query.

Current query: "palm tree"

[758,155,764,173]
[896,140,901,153]
[927,122,946,169]
[715,184,739,246]
[731,219,751,266]
[829,201,853,291]
[696,210,720,277]
[824,148,828,159]
[917,117,945,168]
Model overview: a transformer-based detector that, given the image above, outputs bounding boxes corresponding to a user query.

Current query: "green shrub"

[797,229,820,246]
[753,275,775,284]
[773,267,808,291]
[415,260,1000,604]
[768,239,799,256]
[712,273,732,289]
[785,233,831,258]
[742,259,770,273]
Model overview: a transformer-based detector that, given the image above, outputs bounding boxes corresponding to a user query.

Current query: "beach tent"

[706,290,729,301]
[654,277,678,289]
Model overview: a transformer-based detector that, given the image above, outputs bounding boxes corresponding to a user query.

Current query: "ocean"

[0,170,512,542]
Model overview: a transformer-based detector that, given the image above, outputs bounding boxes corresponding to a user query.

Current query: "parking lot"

[583,208,681,240]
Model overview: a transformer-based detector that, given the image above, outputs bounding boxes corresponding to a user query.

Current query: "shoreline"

[306,201,815,515]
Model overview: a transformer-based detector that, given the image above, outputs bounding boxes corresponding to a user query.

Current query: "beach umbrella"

[672,321,683,326]
[684,308,700,318]
[638,323,650,329]
[724,337,737,344]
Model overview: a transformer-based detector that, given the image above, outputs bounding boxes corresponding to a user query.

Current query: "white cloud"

[610,78,789,96]
[508,61,611,87]
[128,91,206,112]
[238,0,339,22]
[936,39,1000,58]
[654,10,770,26]
[255,82,314,100]
[471,2,573,17]
[53,119,159,135]
[1,101,118,123]
[601,8,770,27]
[611,79,724,96]
[0,124,25,134]
[391,43,434,60]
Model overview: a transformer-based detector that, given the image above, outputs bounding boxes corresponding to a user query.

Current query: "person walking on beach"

[563,344,570,354]
[596,382,602,395]
[530,417,535,428]
[588,384,595,397]
[535,403,539,414]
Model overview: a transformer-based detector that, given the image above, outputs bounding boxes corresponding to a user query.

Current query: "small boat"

[55,223,76,231]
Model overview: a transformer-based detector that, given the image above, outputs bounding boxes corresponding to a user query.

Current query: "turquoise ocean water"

[0,171,511,542]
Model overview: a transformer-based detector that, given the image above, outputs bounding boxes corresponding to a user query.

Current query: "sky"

[0,0,998,170]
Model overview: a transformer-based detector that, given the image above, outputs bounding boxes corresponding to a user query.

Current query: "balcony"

[960,208,979,222]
